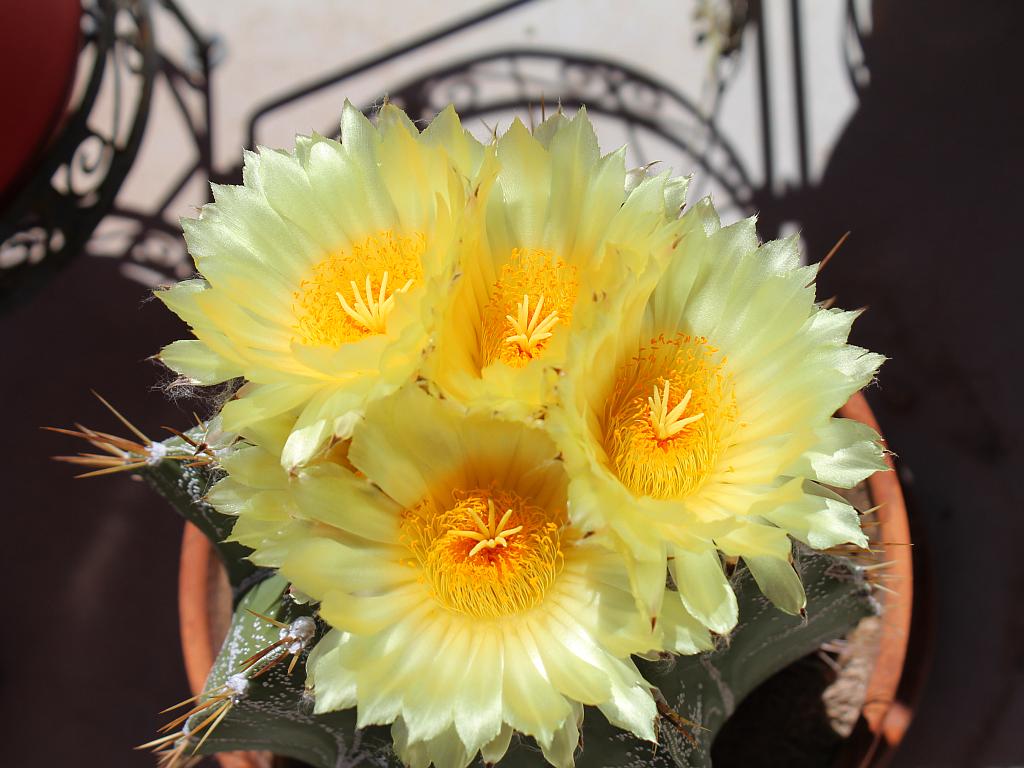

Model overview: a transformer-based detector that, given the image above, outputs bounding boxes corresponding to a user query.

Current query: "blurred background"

[1,0,1021,765]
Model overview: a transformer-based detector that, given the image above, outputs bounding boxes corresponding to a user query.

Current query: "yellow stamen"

[480,248,578,368]
[293,230,425,347]
[605,334,736,499]
[402,489,564,618]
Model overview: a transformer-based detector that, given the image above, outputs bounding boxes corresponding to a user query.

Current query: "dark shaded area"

[0,254,196,765]
[801,0,1024,764]
[713,655,843,767]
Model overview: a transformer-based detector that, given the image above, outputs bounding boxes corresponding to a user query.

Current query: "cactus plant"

[49,417,876,767]
[50,102,894,768]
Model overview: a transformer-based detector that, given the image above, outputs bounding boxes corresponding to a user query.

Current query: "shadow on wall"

[801,1,1024,764]
[0,254,193,766]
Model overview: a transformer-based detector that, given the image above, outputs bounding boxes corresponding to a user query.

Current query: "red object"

[0,0,82,202]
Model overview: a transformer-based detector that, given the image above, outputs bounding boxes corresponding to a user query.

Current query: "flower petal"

[671,545,738,635]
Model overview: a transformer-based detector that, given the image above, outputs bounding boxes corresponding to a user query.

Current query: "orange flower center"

[479,248,578,369]
[604,334,736,499]
[402,488,564,618]
[292,231,425,347]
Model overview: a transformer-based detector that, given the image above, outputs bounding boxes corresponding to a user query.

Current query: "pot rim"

[837,392,915,766]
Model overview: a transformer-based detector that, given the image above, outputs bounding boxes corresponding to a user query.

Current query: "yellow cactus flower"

[551,197,887,634]
[157,102,489,468]
[208,386,671,768]
[426,109,688,418]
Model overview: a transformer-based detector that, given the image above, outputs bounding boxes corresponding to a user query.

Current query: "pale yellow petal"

[671,545,738,635]
[158,339,243,385]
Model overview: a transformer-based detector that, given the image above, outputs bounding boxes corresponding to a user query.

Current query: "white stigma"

[505,294,559,356]
[648,380,704,440]
[336,270,414,333]
[448,498,524,557]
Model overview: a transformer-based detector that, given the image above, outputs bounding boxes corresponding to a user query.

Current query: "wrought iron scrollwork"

[0,0,872,294]
[381,50,755,217]
[0,0,155,308]
[247,49,757,223]
[843,0,873,96]
[92,0,217,289]
[235,3,768,228]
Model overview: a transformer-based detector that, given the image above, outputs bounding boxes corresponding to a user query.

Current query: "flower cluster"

[158,103,886,768]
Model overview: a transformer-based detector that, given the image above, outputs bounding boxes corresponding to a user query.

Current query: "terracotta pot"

[178,522,273,768]
[177,392,914,768]
[834,392,916,767]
